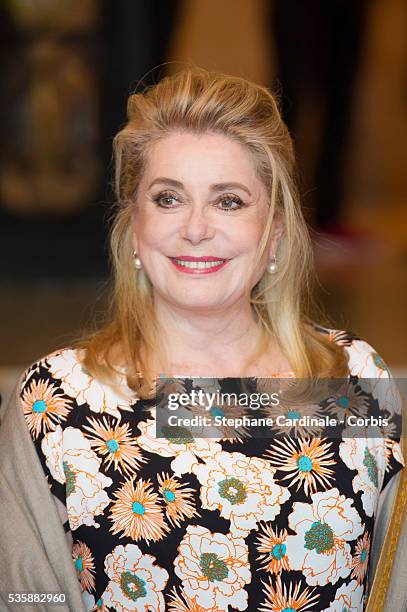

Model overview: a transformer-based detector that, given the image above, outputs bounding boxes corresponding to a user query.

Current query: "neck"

[153,295,266,376]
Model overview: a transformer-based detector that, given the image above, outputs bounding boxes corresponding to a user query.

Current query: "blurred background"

[1,0,406,404]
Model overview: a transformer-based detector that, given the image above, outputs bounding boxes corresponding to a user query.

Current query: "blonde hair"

[78,65,349,397]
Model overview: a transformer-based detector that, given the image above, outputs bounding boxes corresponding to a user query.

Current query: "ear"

[268,215,285,258]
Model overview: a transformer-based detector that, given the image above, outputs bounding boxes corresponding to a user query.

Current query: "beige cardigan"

[0,380,406,612]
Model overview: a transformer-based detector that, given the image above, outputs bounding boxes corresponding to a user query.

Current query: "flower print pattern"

[72,541,96,591]
[264,401,327,438]
[40,424,65,483]
[351,531,371,585]
[255,525,290,574]
[339,434,387,516]
[168,585,223,612]
[157,471,200,527]
[259,574,319,612]
[192,450,290,537]
[102,543,169,611]
[322,579,364,611]
[325,379,370,420]
[82,591,108,612]
[284,488,364,586]
[264,437,336,496]
[63,427,113,530]
[22,378,72,439]
[108,478,170,542]
[19,331,405,610]
[135,418,222,475]
[82,415,146,477]
[174,524,251,611]
[47,349,136,419]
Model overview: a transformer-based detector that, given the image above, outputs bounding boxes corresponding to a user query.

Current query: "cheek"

[137,215,171,249]
[232,221,264,254]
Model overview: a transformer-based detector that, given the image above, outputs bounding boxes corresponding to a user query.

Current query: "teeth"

[174,259,225,269]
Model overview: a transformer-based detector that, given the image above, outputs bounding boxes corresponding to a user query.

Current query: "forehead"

[142,131,261,187]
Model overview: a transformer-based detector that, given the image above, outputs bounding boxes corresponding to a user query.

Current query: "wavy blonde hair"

[78,65,349,397]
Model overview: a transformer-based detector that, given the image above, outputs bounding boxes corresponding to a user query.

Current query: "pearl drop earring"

[133,251,142,270]
[267,255,277,274]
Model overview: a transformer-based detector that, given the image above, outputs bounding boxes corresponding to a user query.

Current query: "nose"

[180,206,215,244]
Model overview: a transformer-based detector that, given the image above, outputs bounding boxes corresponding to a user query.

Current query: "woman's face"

[132,131,282,313]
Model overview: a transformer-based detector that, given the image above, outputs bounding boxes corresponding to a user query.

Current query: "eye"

[218,194,246,211]
[152,191,180,208]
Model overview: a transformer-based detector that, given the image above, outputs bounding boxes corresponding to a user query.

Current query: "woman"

[0,67,405,612]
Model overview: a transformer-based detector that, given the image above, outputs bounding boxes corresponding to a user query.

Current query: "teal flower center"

[210,405,225,418]
[75,557,83,572]
[304,520,335,554]
[63,461,76,495]
[361,548,367,562]
[287,410,301,420]
[218,477,247,505]
[132,501,145,515]
[199,553,229,582]
[106,439,119,453]
[297,455,313,472]
[32,399,47,413]
[373,353,387,371]
[162,425,194,445]
[163,489,175,502]
[336,395,350,408]
[120,571,147,601]
[282,608,296,612]
[363,447,378,487]
[271,543,286,560]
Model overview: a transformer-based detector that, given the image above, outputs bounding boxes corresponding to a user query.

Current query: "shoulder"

[20,346,137,426]
[20,346,86,398]
[18,347,79,441]
[312,323,391,378]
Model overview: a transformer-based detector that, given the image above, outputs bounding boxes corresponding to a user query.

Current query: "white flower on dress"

[135,418,222,476]
[102,543,168,612]
[322,579,364,612]
[339,433,387,516]
[192,450,290,537]
[62,427,113,530]
[41,425,65,483]
[174,524,251,611]
[346,341,402,415]
[284,488,364,586]
[47,349,136,419]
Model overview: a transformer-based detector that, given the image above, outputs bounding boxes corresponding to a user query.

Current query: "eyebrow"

[148,177,252,196]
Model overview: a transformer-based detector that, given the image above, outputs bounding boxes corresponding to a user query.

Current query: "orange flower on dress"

[255,525,290,574]
[83,415,146,477]
[157,472,199,527]
[109,477,169,543]
[22,378,72,439]
[259,575,319,612]
[351,531,371,584]
[265,437,336,496]
[72,541,96,592]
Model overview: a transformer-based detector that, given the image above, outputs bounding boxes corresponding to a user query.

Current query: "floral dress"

[20,328,405,612]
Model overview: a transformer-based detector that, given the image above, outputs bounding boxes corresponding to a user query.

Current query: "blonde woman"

[0,67,405,612]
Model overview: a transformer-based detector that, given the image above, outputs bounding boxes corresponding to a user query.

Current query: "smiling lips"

[169,255,229,274]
